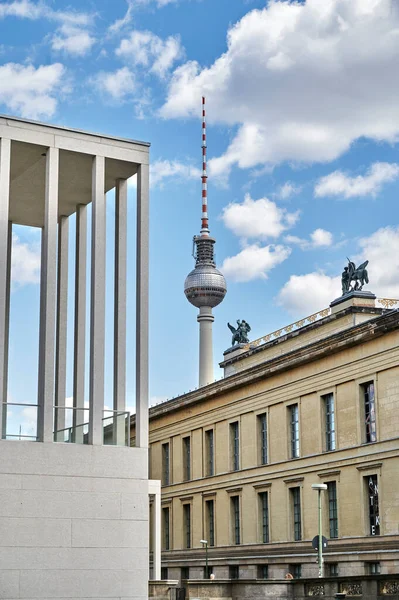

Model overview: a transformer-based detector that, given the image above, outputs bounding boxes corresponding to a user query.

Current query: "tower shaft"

[197,306,214,386]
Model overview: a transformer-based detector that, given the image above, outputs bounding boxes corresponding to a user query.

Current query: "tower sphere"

[184,264,227,308]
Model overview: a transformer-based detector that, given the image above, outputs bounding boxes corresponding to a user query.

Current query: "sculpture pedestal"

[330,290,376,314]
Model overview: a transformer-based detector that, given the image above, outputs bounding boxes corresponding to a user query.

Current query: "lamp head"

[200,539,208,545]
[311,483,328,490]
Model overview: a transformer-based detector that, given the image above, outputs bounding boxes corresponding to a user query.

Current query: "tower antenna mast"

[184,97,227,387]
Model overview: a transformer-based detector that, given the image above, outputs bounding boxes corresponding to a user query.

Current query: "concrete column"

[149,480,161,581]
[73,204,87,442]
[89,156,106,446]
[54,215,69,435]
[197,306,214,387]
[114,179,127,445]
[1,223,11,439]
[0,138,11,439]
[37,147,59,443]
[136,164,149,449]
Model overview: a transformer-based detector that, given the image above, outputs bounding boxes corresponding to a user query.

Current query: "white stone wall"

[0,440,149,600]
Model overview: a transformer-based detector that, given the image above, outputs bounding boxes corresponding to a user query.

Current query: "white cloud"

[285,228,333,250]
[150,159,200,187]
[221,243,291,283]
[358,226,399,298]
[277,224,399,316]
[0,62,65,119]
[116,30,183,78]
[160,0,399,180]
[108,1,134,35]
[0,1,92,25]
[51,24,95,56]
[311,228,333,247]
[220,194,299,241]
[93,67,135,101]
[277,182,301,200]
[0,2,95,56]
[11,233,41,286]
[314,162,399,199]
[277,272,341,316]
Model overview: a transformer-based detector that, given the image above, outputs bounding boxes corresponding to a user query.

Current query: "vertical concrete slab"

[89,155,106,446]
[136,163,149,450]
[37,146,59,443]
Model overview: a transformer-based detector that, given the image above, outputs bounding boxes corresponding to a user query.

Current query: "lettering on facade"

[368,475,380,536]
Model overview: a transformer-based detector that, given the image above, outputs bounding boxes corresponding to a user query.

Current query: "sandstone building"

[142,292,399,581]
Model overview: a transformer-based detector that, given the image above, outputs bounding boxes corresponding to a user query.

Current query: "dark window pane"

[259,492,269,543]
[364,382,377,443]
[290,405,299,458]
[291,487,301,541]
[258,413,268,465]
[327,481,338,538]
[324,393,336,451]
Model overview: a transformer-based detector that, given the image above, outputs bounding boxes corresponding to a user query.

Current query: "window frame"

[162,442,170,486]
[182,436,191,481]
[162,505,171,550]
[205,428,215,477]
[362,381,377,444]
[326,480,338,539]
[289,404,300,459]
[230,421,240,472]
[258,491,269,543]
[323,392,336,452]
[231,495,241,545]
[291,486,302,541]
[183,503,192,549]
[257,412,268,465]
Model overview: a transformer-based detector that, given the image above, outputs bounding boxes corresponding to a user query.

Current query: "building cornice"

[134,309,398,423]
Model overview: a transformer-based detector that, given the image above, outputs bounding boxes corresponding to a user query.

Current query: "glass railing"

[1,403,130,446]
[1,402,38,441]
[53,408,130,446]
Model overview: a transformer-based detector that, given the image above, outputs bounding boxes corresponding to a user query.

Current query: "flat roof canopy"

[10,141,138,227]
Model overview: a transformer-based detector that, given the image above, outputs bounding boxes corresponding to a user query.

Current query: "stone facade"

[141,295,399,582]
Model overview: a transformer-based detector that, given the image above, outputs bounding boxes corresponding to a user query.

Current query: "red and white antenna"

[200,96,209,237]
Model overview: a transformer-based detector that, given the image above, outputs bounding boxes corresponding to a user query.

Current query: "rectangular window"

[257,565,269,579]
[327,481,338,539]
[162,506,170,550]
[230,421,239,471]
[259,491,269,543]
[291,487,302,541]
[324,393,336,451]
[291,564,301,579]
[368,562,381,575]
[162,442,170,486]
[181,566,189,580]
[289,404,300,458]
[206,499,215,547]
[363,382,377,443]
[229,565,239,579]
[328,563,338,577]
[366,474,380,536]
[258,413,268,465]
[205,429,214,477]
[182,436,191,481]
[183,504,191,548]
[161,567,168,580]
[231,495,241,545]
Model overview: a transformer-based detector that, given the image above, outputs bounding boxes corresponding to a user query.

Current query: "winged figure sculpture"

[227,320,251,346]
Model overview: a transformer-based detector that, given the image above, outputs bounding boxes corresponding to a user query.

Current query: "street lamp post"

[200,539,208,578]
[311,484,327,578]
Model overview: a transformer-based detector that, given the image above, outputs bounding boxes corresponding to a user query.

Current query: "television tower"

[184,97,227,387]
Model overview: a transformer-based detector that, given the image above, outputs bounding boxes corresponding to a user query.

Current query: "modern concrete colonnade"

[0,116,149,447]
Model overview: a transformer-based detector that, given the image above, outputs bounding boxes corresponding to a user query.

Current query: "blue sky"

[1,0,399,434]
